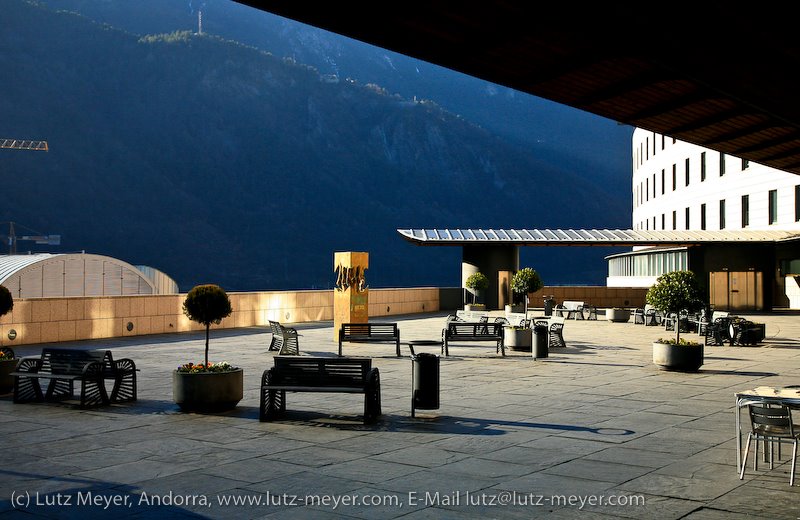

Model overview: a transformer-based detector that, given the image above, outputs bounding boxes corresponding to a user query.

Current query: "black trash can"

[533,324,548,359]
[543,297,555,317]
[411,352,440,417]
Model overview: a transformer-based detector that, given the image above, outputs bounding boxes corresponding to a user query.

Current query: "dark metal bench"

[12,348,137,408]
[338,322,400,357]
[441,322,505,356]
[269,320,300,355]
[260,356,381,424]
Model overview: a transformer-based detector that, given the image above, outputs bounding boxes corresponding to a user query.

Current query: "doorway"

[709,271,763,311]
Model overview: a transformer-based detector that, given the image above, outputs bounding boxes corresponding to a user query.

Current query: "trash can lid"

[413,352,439,359]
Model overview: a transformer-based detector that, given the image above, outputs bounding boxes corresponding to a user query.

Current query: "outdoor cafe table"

[734,386,800,470]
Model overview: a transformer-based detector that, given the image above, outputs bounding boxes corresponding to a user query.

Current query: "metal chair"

[739,402,799,486]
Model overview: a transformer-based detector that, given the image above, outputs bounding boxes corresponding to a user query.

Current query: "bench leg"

[111,372,137,403]
[13,375,43,403]
[396,340,401,358]
[46,379,74,401]
[260,389,285,421]
[260,369,286,421]
[80,377,109,408]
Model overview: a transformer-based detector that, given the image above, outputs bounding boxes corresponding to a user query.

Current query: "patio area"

[1,310,799,519]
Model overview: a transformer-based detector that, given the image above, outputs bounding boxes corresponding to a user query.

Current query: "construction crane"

[1,222,60,255]
[0,139,48,151]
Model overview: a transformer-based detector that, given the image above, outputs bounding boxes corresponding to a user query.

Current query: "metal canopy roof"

[236,1,800,175]
[397,229,800,247]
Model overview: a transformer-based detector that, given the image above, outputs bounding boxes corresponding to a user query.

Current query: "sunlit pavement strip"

[1,311,799,519]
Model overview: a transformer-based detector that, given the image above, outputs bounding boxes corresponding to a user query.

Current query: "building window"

[653,216,656,229]
[672,164,676,190]
[769,189,778,225]
[742,194,749,227]
[720,199,726,229]
[742,158,750,170]
[661,135,665,150]
[685,158,690,186]
[685,207,690,230]
[700,203,706,230]
[672,210,677,230]
[646,138,649,160]
[720,152,726,176]
[661,213,665,230]
[661,169,665,195]
[652,173,656,198]
[653,133,656,155]
[795,185,800,222]
[701,152,706,181]
[645,178,649,201]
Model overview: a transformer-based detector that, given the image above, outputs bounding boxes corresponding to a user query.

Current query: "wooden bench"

[269,320,300,355]
[260,356,381,424]
[441,322,505,356]
[338,323,400,357]
[12,348,137,408]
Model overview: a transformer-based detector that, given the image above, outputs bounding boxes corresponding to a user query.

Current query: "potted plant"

[510,267,543,316]
[173,284,242,412]
[0,286,15,394]
[464,272,488,310]
[646,270,704,371]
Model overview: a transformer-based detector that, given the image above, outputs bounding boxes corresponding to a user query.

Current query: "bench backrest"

[272,356,371,387]
[269,320,282,336]
[340,323,398,338]
[40,348,112,375]
[446,322,503,337]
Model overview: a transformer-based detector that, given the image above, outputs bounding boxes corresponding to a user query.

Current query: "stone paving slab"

[0,310,798,518]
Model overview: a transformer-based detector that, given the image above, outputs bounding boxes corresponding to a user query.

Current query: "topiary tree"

[646,270,702,343]
[511,267,544,315]
[0,285,12,320]
[465,272,489,304]
[0,286,12,348]
[182,284,233,368]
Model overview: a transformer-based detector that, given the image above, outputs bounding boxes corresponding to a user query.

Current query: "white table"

[734,386,800,469]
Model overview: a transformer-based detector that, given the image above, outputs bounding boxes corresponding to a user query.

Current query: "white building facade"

[608,128,800,310]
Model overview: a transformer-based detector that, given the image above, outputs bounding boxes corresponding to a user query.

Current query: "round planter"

[652,342,703,372]
[464,304,486,312]
[505,327,532,352]
[0,358,16,394]
[505,304,525,314]
[606,308,630,323]
[173,368,243,412]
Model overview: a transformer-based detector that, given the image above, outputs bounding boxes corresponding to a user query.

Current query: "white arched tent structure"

[0,253,177,298]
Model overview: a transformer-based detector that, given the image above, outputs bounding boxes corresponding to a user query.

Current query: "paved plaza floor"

[1,310,799,519]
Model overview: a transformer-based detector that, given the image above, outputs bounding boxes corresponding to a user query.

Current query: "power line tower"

[1,139,55,253]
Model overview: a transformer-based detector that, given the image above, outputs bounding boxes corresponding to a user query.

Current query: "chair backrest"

[748,403,795,438]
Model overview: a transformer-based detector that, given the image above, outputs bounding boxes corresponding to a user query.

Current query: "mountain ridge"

[2,0,631,291]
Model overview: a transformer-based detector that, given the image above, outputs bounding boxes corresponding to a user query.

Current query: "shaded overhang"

[235,1,800,175]
[397,229,800,247]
